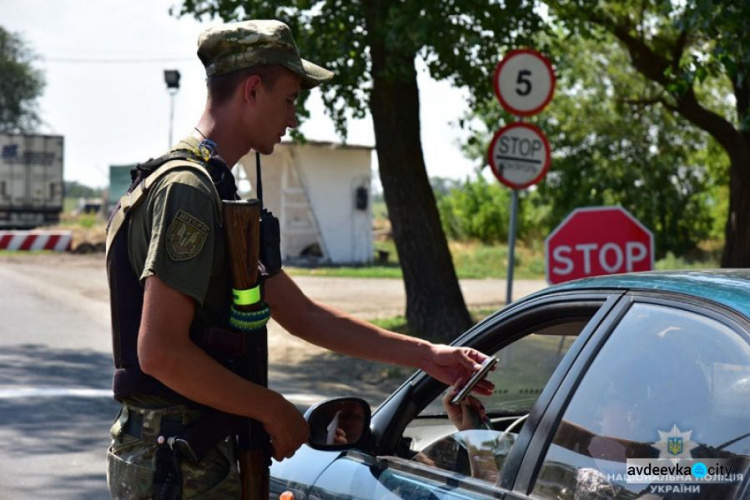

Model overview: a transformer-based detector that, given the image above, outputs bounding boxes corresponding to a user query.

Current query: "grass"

[286,240,546,280]
[288,239,722,281]
[370,308,498,338]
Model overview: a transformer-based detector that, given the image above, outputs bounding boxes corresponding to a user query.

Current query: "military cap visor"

[198,20,334,89]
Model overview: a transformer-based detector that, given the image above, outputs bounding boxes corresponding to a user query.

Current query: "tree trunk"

[721,137,750,267]
[364,4,472,341]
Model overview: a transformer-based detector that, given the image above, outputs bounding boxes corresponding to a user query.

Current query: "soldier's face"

[253,69,301,154]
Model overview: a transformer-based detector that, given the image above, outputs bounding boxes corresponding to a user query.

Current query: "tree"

[0,26,45,133]
[545,0,750,267]
[177,0,543,339]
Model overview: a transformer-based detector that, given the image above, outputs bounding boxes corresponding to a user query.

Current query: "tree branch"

[604,20,740,154]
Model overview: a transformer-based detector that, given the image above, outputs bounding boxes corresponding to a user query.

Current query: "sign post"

[545,206,654,284]
[490,49,555,303]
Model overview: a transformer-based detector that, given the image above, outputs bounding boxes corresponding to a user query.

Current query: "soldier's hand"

[422,344,495,395]
[263,395,309,461]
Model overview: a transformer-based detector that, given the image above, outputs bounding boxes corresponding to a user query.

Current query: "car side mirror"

[305,397,371,451]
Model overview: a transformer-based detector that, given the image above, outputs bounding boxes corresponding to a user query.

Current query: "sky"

[1,0,485,189]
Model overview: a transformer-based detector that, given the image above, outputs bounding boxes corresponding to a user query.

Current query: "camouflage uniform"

[106,136,239,498]
[107,399,240,498]
[106,20,332,498]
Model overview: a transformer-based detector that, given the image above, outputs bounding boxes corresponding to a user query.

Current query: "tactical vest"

[106,150,239,403]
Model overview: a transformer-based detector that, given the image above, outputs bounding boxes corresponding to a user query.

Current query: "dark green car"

[272,270,750,499]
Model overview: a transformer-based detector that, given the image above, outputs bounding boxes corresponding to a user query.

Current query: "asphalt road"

[0,253,546,498]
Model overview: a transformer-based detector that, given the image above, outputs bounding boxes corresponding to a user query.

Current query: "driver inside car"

[412,385,505,482]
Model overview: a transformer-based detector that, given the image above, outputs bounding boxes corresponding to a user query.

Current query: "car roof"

[536,269,750,320]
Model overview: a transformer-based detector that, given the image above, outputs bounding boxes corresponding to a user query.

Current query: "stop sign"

[545,207,654,284]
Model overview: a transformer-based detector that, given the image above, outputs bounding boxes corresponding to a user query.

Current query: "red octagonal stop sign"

[545,206,654,284]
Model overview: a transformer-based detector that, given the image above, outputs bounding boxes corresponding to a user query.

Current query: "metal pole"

[506,189,518,304]
[168,91,176,148]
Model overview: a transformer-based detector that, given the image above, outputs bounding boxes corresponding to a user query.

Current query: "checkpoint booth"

[236,140,374,265]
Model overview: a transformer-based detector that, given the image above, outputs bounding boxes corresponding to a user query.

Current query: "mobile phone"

[450,356,497,405]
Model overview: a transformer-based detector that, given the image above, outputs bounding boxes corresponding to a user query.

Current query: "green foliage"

[542,0,750,267]
[655,251,719,271]
[64,181,103,199]
[0,26,45,133]
[436,174,512,243]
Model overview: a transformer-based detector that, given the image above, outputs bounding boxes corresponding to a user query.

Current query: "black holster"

[153,443,183,500]
[151,411,245,499]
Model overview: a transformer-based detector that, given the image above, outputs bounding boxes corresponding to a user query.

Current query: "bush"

[437,174,513,243]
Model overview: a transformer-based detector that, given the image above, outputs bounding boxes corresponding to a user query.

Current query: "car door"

[513,292,750,499]
[305,291,625,499]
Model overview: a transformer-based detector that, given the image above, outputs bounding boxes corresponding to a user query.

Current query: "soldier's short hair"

[206,64,286,106]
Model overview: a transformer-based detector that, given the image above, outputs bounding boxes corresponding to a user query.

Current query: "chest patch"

[166,210,209,261]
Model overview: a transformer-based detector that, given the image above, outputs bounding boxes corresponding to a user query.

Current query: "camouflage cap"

[197,20,334,89]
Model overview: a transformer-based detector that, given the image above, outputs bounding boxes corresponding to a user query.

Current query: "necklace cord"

[194,127,208,140]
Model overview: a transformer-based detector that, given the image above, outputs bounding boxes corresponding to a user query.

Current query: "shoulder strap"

[106,158,221,257]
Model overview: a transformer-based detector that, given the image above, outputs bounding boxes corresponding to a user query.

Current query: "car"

[271,270,750,499]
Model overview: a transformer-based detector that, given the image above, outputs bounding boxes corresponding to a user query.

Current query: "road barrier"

[0,230,73,251]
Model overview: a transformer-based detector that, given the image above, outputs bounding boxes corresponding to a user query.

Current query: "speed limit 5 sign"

[494,48,555,116]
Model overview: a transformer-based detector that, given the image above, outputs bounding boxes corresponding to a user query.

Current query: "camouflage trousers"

[106,403,241,499]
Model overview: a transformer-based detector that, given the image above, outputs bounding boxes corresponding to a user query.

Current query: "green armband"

[232,286,261,306]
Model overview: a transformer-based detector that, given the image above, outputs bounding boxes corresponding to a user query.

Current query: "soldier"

[106,19,492,497]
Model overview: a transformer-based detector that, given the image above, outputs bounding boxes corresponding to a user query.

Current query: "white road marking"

[0,386,327,407]
[0,387,112,399]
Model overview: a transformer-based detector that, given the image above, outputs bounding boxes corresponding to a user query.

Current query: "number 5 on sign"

[494,49,555,117]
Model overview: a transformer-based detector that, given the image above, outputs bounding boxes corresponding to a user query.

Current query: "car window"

[401,318,588,485]
[421,321,586,418]
[533,302,750,499]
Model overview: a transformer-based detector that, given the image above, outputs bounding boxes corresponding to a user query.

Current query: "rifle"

[222,198,270,499]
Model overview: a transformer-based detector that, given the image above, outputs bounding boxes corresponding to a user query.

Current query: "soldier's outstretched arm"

[138,274,308,461]
[265,271,493,393]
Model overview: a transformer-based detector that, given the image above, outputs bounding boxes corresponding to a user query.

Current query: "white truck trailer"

[0,133,64,229]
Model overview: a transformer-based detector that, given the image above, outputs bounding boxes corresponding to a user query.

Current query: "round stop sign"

[545,207,654,285]
[488,122,551,190]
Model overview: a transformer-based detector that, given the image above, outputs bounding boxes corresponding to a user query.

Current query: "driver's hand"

[442,385,487,431]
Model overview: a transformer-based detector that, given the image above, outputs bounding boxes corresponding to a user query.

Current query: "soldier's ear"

[242,75,263,103]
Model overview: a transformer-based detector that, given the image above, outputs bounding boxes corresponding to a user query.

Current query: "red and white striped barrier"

[0,231,73,251]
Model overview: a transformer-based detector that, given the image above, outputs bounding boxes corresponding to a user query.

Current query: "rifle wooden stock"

[222,199,269,500]
[223,200,261,301]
